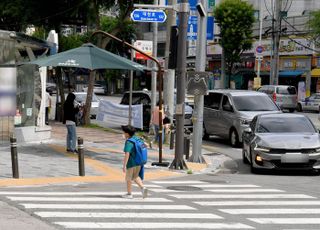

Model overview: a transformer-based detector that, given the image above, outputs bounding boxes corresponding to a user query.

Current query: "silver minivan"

[203,90,281,147]
[257,85,297,112]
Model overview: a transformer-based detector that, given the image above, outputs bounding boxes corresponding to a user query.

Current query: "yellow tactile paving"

[0,144,185,187]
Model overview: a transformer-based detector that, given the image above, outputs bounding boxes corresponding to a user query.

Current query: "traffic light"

[168,26,178,69]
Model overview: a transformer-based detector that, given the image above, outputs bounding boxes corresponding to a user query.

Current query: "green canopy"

[27,43,147,72]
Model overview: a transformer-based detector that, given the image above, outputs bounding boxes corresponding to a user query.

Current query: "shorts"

[125,166,141,181]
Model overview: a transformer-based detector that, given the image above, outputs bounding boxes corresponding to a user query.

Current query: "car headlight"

[240,118,251,125]
[254,146,270,152]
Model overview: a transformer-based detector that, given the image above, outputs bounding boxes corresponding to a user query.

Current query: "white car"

[297,93,320,112]
[73,92,100,119]
[82,84,106,95]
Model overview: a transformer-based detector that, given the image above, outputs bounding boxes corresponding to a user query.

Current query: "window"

[233,95,279,111]
[276,86,296,95]
[204,93,222,109]
[222,95,233,112]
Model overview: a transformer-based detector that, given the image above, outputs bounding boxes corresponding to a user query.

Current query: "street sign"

[130,9,167,23]
[186,16,214,41]
[256,45,264,53]
[187,71,209,95]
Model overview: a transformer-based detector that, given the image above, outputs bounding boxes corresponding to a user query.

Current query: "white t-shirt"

[45,92,51,108]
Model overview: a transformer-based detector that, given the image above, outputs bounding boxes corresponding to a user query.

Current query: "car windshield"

[233,95,279,111]
[257,116,316,133]
[120,93,151,105]
[75,94,99,102]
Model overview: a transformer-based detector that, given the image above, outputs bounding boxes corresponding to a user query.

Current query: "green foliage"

[214,0,255,74]
[309,10,320,39]
[58,33,88,52]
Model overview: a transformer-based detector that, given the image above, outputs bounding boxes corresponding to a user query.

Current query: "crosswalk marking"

[220,208,320,215]
[206,189,284,193]
[54,222,254,229]
[194,184,260,188]
[170,194,315,199]
[248,218,320,224]
[35,211,223,219]
[152,181,207,184]
[0,192,141,196]
[7,196,172,202]
[149,189,184,193]
[195,201,320,206]
[21,203,196,210]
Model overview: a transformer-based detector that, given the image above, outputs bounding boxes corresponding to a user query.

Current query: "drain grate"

[167,186,202,191]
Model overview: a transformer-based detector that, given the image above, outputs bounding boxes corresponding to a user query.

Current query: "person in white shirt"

[45,90,52,125]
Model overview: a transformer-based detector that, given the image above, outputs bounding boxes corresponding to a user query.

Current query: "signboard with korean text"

[187,16,214,41]
[131,9,167,23]
[134,40,153,60]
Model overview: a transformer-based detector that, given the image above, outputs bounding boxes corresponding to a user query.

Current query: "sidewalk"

[0,121,223,187]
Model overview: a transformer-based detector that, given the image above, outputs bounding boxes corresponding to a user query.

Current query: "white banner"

[96,100,143,129]
[0,67,16,116]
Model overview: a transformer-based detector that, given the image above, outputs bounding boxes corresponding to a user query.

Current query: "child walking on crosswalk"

[121,125,148,199]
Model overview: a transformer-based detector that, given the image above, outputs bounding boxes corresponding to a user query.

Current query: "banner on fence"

[96,100,143,129]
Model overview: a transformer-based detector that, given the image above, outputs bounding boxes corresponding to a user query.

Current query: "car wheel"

[297,103,302,112]
[288,108,295,113]
[229,128,240,148]
[242,148,249,164]
[202,124,209,140]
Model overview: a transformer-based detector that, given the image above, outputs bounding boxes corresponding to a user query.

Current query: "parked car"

[297,93,320,112]
[242,113,320,173]
[203,90,281,147]
[73,92,100,119]
[120,90,193,130]
[83,84,107,95]
[257,85,297,112]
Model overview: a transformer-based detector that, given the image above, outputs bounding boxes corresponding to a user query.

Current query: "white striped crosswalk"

[1,180,320,229]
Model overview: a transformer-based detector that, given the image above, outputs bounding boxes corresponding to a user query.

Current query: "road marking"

[220,208,320,214]
[171,194,315,199]
[21,203,196,210]
[0,192,141,196]
[195,184,260,188]
[206,189,284,193]
[195,201,320,206]
[249,218,320,224]
[35,212,223,219]
[7,197,171,202]
[149,189,184,193]
[54,222,254,229]
[152,181,207,184]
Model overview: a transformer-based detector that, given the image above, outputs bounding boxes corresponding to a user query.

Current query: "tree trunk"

[83,70,96,125]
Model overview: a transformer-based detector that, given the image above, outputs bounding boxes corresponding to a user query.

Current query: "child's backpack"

[127,137,148,165]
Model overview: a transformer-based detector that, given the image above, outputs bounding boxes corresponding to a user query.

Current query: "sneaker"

[141,188,148,199]
[122,193,133,199]
[66,149,72,152]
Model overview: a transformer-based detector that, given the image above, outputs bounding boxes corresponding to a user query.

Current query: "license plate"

[281,153,309,163]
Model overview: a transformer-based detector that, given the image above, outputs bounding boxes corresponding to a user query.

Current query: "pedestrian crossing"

[0,180,319,229]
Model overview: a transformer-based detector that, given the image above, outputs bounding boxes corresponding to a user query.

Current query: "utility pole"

[170,0,189,170]
[151,0,158,113]
[189,0,207,163]
[128,40,134,126]
[255,0,263,88]
[271,0,281,85]
[163,0,177,124]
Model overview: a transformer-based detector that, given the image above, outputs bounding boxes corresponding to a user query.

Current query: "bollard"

[184,130,191,160]
[77,137,85,176]
[169,127,175,150]
[10,136,19,178]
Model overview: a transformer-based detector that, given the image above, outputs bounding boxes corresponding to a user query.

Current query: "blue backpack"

[127,137,148,165]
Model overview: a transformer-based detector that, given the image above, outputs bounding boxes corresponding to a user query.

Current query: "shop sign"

[133,40,153,60]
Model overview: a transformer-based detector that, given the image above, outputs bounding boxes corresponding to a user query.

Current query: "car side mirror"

[223,104,234,112]
[244,127,252,134]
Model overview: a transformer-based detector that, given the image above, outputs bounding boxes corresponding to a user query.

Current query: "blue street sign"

[130,9,167,23]
[186,16,215,41]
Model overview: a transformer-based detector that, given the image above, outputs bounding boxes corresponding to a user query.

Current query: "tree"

[309,10,320,44]
[214,0,255,88]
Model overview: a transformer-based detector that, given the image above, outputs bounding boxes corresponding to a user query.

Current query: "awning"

[311,68,320,77]
[259,70,304,77]
[278,70,304,77]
